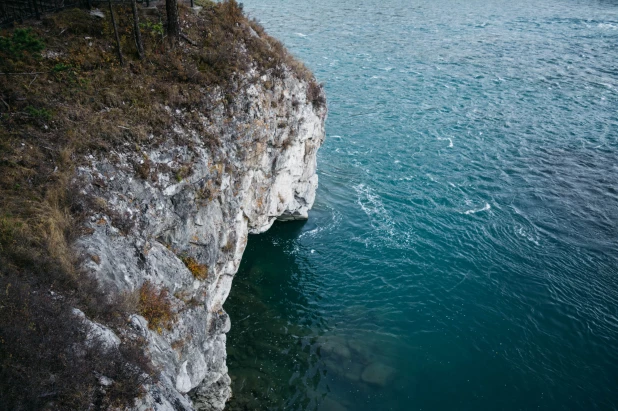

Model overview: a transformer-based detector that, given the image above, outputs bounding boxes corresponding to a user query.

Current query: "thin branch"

[0,71,50,75]
[28,74,38,88]
[0,97,10,111]
[179,33,197,46]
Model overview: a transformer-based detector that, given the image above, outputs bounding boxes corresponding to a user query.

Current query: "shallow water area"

[225,0,618,409]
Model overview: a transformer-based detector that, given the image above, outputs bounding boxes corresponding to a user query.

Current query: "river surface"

[224,0,618,409]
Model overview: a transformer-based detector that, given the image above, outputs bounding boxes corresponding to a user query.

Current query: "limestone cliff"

[75,68,325,409]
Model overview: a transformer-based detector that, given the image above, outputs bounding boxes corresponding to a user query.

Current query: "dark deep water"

[224,0,618,409]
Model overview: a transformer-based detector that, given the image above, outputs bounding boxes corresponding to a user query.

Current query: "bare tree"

[166,0,180,39]
[131,0,144,59]
[108,0,124,66]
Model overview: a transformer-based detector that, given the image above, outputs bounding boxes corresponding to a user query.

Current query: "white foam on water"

[598,23,617,30]
[437,136,454,148]
[295,32,308,37]
[354,183,397,238]
[515,225,540,246]
[464,203,491,215]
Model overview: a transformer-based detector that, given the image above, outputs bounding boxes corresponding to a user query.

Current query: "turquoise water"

[224,0,618,409]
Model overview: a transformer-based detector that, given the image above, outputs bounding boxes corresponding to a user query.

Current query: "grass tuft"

[0,28,45,60]
[138,281,176,333]
[181,255,209,280]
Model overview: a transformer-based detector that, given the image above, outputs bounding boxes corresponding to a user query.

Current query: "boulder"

[361,362,396,387]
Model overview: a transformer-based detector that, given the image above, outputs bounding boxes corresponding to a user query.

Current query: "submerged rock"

[361,362,396,387]
[342,361,364,382]
[322,356,364,382]
[347,338,375,362]
[319,337,352,359]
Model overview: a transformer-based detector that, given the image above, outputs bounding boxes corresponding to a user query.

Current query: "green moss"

[0,28,44,60]
[52,63,71,72]
[25,106,52,121]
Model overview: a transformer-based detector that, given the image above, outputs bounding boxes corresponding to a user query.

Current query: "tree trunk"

[108,0,124,66]
[131,0,144,59]
[32,0,40,20]
[166,0,180,39]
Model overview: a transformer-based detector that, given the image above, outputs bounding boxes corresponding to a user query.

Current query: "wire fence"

[0,0,160,27]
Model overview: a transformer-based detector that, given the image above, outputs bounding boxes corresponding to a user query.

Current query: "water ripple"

[227,0,618,409]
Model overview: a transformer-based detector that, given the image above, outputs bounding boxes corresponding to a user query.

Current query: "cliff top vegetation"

[0,1,322,408]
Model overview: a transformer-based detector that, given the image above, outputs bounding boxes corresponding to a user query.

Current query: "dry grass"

[307,79,326,109]
[181,255,209,280]
[221,236,235,253]
[138,280,176,333]
[0,1,321,408]
[0,275,153,410]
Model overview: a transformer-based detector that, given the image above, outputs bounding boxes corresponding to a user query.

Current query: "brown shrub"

[0,268,153,410]
[135,156,152,180]
[138,281,176,333]
[181,255,208,280]
[307,80,326,109]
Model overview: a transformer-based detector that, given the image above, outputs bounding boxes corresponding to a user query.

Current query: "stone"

[347,339,375,363]
[89,9,105,18]
[342,361,364,382]
[191,374,231,411]
[98,374,113,387]
[176,361,192,393]
[322,358,363,382]
[322,358,343,376]
[73,308,120,351]
[319,337,351,359]
[361,362,396,387]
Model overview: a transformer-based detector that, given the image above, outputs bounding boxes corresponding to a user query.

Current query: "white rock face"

[74,69,326,410]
